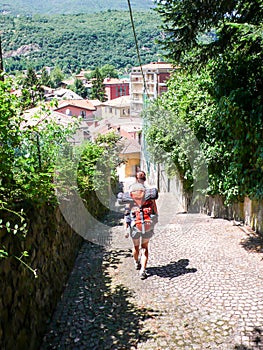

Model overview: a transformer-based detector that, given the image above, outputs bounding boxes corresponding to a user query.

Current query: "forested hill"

[1,10,163,74]
[0,0,154,15]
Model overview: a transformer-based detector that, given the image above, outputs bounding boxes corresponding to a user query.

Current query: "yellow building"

[118,137,141,182]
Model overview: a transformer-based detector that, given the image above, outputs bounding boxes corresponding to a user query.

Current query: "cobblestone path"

[41,205,263,349]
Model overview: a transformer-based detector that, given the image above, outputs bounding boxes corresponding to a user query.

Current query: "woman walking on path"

[124,182,158,280]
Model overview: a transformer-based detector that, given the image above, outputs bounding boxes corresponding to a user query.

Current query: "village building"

[88,112,142,181]
[101,95,130,119]
[103,78,130,100]
[89,99,103,119]
[22,106,77,129]
[59,79,75,89]
[54,99,96,122]
[75,70,91,84]
[130,61,174,117]
[118,137,141,183]
[45,88,83,101]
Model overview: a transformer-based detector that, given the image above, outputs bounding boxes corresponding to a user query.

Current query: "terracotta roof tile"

[133,62,174,70]
[103,78,129,85]
[121,138,141,154]
[56,99,96,111]
[102,95,130,107]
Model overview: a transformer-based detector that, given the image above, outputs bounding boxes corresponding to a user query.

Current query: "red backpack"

[130,189,157,233]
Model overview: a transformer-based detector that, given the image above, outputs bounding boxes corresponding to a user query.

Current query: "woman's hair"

[136,171,146,182]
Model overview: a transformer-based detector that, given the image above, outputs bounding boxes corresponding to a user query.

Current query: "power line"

[127,0,149,99]
[0,35,4,81]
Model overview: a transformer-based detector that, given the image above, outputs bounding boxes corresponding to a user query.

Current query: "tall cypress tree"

[22,67,44,108]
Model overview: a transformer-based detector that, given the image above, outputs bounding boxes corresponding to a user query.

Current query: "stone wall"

[204,195,263,234]
[0,191,109,350]
[0,204,82,350]
[149,165,263,235]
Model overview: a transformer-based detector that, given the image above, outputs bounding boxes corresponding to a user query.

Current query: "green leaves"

[89,68,107,102]
[0,200,29,277]
[143,100,204,193]
[0,249,8,258]
[0,219,27,235]
[155,0,263,67]
[144,59,263,203]
[151,0,263,203]
[0,78,24,197]
[0,76,79,278]
[77,132,122,195]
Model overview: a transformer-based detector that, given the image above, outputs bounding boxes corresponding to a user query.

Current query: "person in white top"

[124,171,158,280]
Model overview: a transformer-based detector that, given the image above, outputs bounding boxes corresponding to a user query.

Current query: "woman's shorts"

[131,226,154,239]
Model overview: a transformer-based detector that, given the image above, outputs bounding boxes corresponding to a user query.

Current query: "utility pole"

[0,34,4,81]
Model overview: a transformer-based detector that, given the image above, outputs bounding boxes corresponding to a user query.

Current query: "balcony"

[131,89,143,94]
[131,79,143,84]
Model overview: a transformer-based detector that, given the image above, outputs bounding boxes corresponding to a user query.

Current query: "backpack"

[119,188,158,234]
[117,187,158,204]
[130,199,157,233]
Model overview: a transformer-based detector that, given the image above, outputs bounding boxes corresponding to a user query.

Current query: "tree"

[150,0,263,202]
[155,0,263,66]
[1,11,163,74]
[21,67,44,108]
[0,35,4,81]
[0,78,22,194]
[40,67,51,86]
[49,66,64,88]
[71,78,88,98]
[100,64,119,79]
[85,65,119,81]
[89,67,107,102]
[0,74,121,275]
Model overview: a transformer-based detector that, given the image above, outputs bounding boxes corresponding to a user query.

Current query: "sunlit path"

[40,199,263,349]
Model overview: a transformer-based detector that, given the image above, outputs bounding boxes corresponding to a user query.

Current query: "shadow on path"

[234,327,263,349]
[240,233,263,255]
[41,242,158,350]
[147,259,197,280]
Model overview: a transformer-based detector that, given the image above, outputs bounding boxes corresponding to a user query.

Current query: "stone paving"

[40,199,263,349]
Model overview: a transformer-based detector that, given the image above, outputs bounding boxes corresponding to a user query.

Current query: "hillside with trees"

[0,0,154,15]
[1,10,163,74]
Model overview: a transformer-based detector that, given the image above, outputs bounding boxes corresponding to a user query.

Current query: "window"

[80,110,86,118]
[83,130,90,140]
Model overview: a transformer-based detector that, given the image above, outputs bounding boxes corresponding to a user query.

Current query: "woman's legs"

[132,238,140,267]
[132,235,151,278]
[140,238,150,272]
